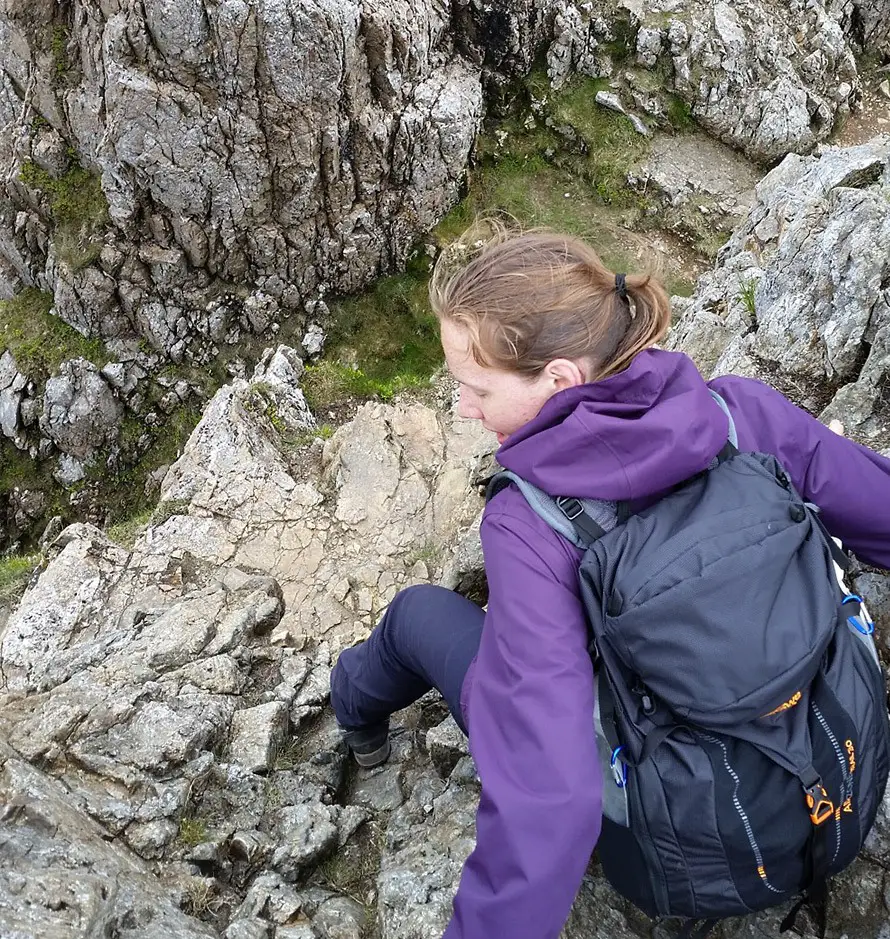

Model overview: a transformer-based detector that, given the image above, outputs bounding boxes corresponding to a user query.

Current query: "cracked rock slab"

[0,739,216,939]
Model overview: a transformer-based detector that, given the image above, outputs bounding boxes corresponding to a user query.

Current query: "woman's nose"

[458,390,482,420]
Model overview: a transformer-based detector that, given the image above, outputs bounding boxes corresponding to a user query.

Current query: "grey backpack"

[486,392,890,938]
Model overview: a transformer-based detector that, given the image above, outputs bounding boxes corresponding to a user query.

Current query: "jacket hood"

[496,349,730,502]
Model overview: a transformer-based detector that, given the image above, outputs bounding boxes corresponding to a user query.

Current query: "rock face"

[0,0,877,369]
[0,0,484,360]
[0,739,217,939]
[666,134,890,452]
[39,357,123,461]
[549,0,859,164]
[0,345,495,937]
[828,0,890,54]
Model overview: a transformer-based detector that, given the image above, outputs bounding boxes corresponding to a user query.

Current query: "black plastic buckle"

[555,496,584,520]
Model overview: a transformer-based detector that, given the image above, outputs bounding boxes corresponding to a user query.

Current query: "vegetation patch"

[19,157,109,269]
[102,406,202,538]
[0,288,108,380]
[178,816,208,847]
[666,94,695,132]
[301,361,431,414]
[304,254,443,411]
[738,277,758,318]
[312,820,383,921]
[51,25,72,84]
[0,438,50,493]
[598,17,635,64]
[106,508,155,549]
[182,878,223,919]
[0,553,40,604]
[547,76,652,203]
[437,72,700,295]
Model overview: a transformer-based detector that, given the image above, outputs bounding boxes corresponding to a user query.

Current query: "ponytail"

[430,221,672,381]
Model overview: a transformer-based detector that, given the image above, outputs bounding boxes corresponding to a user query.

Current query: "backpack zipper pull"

[633,679,656,716]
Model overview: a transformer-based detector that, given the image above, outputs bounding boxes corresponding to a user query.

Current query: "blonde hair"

[429,221,671,381]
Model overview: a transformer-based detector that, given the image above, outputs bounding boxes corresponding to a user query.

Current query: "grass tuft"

[178,816,208,847]
[0,553,40,604]
[19,158,109,270]
[0,288,108,380]
[738,278,758,318]
[106,508,155,549]
[666,95,695,132]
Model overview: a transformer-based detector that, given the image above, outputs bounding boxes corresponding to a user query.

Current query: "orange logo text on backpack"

[846,739,856,774]
[763,691,802,718]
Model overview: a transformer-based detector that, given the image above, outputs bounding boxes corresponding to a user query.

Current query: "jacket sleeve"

[442,503,602,939]
[711,376,890,570]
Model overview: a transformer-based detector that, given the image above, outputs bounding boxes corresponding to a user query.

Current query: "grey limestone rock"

[351,764,406,812]
[229,701,289,774]
[667,135,890,451]
[0,0,484,361]
[0,739,216,939]
[39,357,123,461]
[548,0,859,163]
[828,0,890,54]
[425,714,469,777]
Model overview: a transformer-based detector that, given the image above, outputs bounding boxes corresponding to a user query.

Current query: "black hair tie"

[615,272,628,300]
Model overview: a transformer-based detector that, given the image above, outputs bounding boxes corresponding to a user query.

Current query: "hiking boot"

[340,721,391,768]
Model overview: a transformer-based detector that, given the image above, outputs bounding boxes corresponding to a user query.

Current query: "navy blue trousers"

[330,584,484,735]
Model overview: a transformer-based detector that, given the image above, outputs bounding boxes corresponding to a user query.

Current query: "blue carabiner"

[843,594,874,635]
[610,746,628,788]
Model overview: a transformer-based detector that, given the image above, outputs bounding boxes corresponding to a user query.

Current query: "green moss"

[0,287,108,380]
[440,71,652,268]
[324,269,442,382]
[670,279,697,299]
[599,17,635,64]
[119,415,146,451]
[666,95,695,132]
[301,361,430,413]
[549,76,651,205]
[102,407,201,532]
[0,553,40,603]
[19,158,109,270]
[106,507,154,549]
[279,423,336,451]
[439,154,641,277]
[178,816,208,848]
[149,407,203,468]
[151,498,192,527]
[292,256,444,412]
[0,439,47,492]
[51,26,71,83]
[245,383,288,435]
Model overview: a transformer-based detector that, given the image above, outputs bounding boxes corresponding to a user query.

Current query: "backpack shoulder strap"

[485,470,615,548]
[485,388,735,544]
[709,388,738,448]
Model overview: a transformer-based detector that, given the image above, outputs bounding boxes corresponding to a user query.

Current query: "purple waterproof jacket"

[442,348,890,939]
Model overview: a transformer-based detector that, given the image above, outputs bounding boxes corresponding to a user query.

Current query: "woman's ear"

[543,358,589,390]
